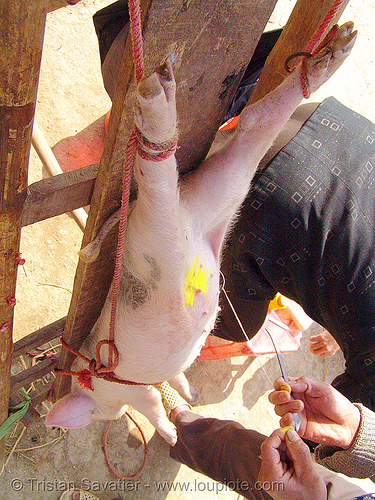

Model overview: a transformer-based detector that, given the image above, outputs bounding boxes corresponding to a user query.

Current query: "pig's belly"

[109,260,221,383]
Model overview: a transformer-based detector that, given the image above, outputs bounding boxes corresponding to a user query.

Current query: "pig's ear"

[45,387,96,429]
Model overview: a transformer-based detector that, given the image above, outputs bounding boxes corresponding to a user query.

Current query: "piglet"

[46,23,356,445]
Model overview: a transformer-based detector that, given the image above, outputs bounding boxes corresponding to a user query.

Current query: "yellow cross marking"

[184,255,209,307]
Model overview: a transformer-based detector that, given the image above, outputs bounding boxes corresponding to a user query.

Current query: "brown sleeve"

[170,411,273,500]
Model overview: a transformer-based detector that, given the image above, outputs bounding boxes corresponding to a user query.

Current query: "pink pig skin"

[46,23,356,445]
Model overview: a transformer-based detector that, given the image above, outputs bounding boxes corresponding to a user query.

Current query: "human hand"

[258,427,327,500]
[269,376,360,448]
[309,330,340,357]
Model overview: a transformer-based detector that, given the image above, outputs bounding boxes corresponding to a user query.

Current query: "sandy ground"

[1,0,375,499]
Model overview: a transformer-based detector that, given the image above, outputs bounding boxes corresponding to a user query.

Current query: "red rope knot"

[95,339,120,374]
[57,337,159,390]
[15,253,25,266]
[76,368,95,391]
[0,322,10,333]
[5,296,16,308]
[135,127,178,162]
[285,24,339,99]
[283,0,344,99]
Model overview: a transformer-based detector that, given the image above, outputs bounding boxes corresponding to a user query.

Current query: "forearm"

[315,404,375,479]
[170,411,272,500]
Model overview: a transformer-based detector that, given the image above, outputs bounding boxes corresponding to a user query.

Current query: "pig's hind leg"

[182,22,356,259]
[235,22,357,147]
[126,60,185,283]
[134,59,176,145]
[304,21,357,94]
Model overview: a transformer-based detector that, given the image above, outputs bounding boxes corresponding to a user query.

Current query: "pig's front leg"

[182,22,357,257]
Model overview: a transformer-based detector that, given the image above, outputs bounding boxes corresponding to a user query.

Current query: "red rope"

[128,0,145,84]
[56,337,158,390]
[107,0,146,349]
[5,296,16,307]
[0,322,9,333]
[15,252,25,266]
[57,0,160,478]
[299,0,345,98]
[135,127,179,161]
[107,131,137,349]
[306,0,344,54]
[103,411,148,480]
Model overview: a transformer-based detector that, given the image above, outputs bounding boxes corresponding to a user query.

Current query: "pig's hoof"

[190,387,199,405]
[134,59,177,144]
[159,421,178,446]
[183,385,199,406]
[306,21,357,94]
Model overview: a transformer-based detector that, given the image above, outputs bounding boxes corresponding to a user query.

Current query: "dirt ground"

[1,0,375,499]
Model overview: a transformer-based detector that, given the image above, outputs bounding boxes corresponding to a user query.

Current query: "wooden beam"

[0,0,46,472]
[13,384,51,410]
[9,318,64,427]
[54,0,278,399]
[22,164,98,227]
[248,0,350,105]
[12,317,65,359]
[10,358,57,394]
[31,121,88,230]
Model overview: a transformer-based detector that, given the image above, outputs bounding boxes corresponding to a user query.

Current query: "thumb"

[285,428,314,476]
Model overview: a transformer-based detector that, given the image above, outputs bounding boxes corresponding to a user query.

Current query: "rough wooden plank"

[10,358,57,394]
[54,0,278,400]
[248,0,350,105]
[0,0,46,471]
[12,317,65,359]
[31,121,88,230]
[22,164,98,227]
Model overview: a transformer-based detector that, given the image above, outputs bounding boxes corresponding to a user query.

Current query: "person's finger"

[285,428,314,476]
[309,337,323,345]
[309,340,323,350]
[274,375,327,403]
[287,376,311,395]
[280,412,295,428]
[310,348,327,356]
[273,376,299,391]
[310,346,333,357]
[259,429,287,480]
[273,399,304,417]
[268,388,292,405]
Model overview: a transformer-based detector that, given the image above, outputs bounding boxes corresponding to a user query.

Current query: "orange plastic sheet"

[199,310,302,360]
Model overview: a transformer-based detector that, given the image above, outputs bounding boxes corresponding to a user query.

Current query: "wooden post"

[248,0,350,105]
[31,121,88,230]
[0,1,46,472]
[54,0,278,399]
